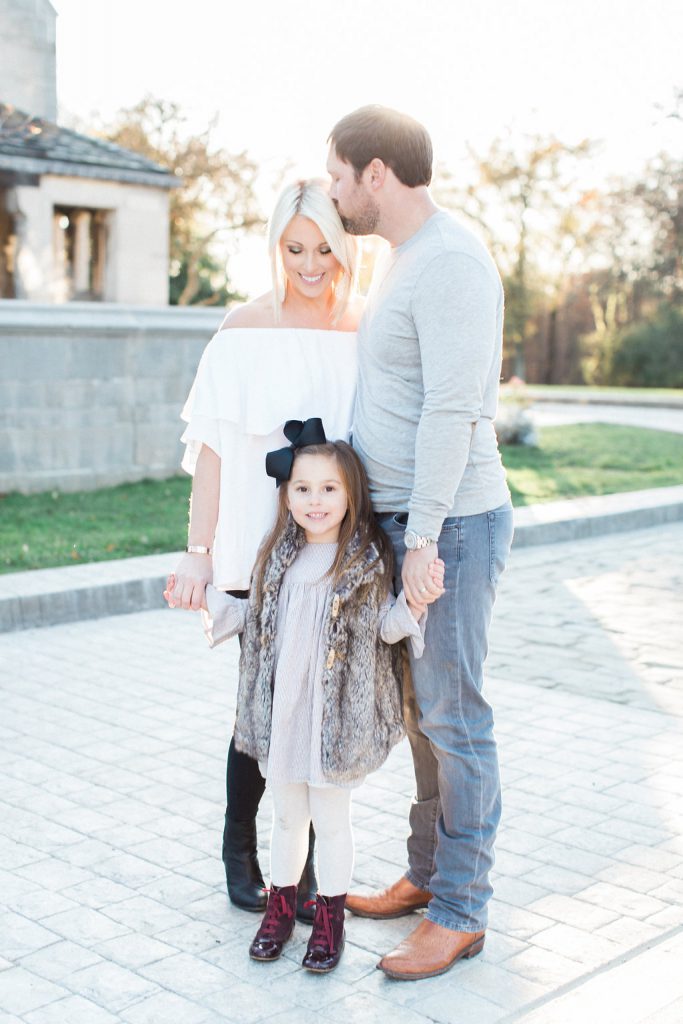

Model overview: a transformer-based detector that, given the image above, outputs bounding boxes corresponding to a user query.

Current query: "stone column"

[51,208,69,301]
[73,210,92,296]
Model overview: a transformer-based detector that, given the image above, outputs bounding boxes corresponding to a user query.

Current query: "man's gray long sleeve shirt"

[353,211,510,539]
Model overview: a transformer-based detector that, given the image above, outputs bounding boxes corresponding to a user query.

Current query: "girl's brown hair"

[252,441,393,603]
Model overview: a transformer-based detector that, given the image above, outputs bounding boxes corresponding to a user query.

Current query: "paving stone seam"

[498,921,683,1023]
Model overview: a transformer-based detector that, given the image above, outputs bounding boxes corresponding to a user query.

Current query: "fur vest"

[234,520,405,785]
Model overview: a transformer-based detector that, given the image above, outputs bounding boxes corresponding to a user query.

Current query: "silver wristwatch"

[404,529,437,551]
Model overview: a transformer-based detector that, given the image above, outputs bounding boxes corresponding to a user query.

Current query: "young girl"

[198,419,444,973]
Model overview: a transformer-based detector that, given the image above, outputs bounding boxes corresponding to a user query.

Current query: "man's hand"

[402,546,445,608]
[406,557,445,619]
[163,553,213,612]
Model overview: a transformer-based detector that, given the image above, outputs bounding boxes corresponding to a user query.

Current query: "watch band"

[185,545,211,555]
[404,529,437,550]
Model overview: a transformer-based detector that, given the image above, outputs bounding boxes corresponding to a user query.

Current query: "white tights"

[268,782,353,897]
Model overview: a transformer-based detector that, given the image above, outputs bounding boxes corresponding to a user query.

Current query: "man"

[327,106,514,980]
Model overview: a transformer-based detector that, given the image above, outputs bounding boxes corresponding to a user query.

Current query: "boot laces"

[259,888,293,937]
[305,896,336,954]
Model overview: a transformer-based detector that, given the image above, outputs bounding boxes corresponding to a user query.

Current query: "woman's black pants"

[223,589,265,827]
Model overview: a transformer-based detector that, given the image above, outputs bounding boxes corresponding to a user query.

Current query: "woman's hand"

[164,445,220,612]
[163,553,213,611]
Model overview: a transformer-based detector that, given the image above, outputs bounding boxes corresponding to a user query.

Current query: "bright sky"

[53,0,682,295]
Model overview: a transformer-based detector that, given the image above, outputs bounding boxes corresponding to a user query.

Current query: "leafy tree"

[97,96,265,305]
[577,126,681,383]
[629,153,682,303]
[434,123,682,387]
[434,132,596,380]
[168,252,246,308]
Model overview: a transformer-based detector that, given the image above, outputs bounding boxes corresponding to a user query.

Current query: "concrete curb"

[2,485,682,634]
[512,484,683,547]
[0,576,168,635]
[522,387,683,409]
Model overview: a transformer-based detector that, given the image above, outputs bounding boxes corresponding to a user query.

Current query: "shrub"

[609,306,683,387]
[493,393,536,446]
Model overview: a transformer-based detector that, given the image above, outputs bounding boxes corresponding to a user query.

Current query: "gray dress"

[204,541,425,788]
[266,541,339,788]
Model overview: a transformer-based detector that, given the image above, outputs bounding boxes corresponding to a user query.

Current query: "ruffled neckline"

[215,327,355,336]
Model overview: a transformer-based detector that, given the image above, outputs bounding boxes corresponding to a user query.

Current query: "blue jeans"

[378,502,514,932]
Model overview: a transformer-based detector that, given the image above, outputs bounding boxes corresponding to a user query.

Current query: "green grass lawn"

[0,477,192,574]
[503,423,682,506]
[1,424,681,574]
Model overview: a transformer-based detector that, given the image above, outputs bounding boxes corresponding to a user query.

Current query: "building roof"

[0,104,179,189]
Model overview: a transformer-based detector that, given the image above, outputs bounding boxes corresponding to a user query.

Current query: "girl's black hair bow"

[265,417,327,487]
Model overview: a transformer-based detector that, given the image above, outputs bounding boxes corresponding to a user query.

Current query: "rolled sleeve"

[379,589,427,659]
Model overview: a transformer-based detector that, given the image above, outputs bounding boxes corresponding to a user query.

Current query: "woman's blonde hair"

[252,441,392,604]
[268,179,358,325]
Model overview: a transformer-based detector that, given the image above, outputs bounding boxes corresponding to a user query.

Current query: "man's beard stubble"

[335,197,380,236]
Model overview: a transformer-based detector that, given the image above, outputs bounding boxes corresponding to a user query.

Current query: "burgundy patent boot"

[302,893,346,972]
[248,884,297,961]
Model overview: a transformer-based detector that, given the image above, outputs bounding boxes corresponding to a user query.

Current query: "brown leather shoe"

[345,876,431,919]
[378,919,485,980]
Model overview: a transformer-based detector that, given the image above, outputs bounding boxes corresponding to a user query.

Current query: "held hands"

[402,544,444,607]
[163,552,213,612]
[405,553,445,620]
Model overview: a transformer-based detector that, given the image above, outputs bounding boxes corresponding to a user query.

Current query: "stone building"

[0,0,178,304]
[0,0,217,495]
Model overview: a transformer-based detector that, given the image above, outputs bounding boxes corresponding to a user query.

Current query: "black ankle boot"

[296,823,318,923]
[222,814,267,912]
[302,893,346,972]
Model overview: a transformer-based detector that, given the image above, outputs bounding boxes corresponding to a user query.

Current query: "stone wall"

[0,300,223,493]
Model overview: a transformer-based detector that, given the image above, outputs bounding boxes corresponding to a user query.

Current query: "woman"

[166,179,361,922]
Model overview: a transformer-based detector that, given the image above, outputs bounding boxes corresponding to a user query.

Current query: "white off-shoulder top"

[180,327,358,591]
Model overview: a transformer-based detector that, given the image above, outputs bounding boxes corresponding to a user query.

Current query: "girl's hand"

[163,553,213,611]
[429,557,446,594]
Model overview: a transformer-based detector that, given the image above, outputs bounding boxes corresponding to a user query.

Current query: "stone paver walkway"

[1,524,683,1022]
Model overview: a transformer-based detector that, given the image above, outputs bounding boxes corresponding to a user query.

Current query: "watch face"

[404,530,417,550]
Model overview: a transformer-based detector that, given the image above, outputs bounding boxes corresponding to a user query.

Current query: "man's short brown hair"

[329,105,433,188]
